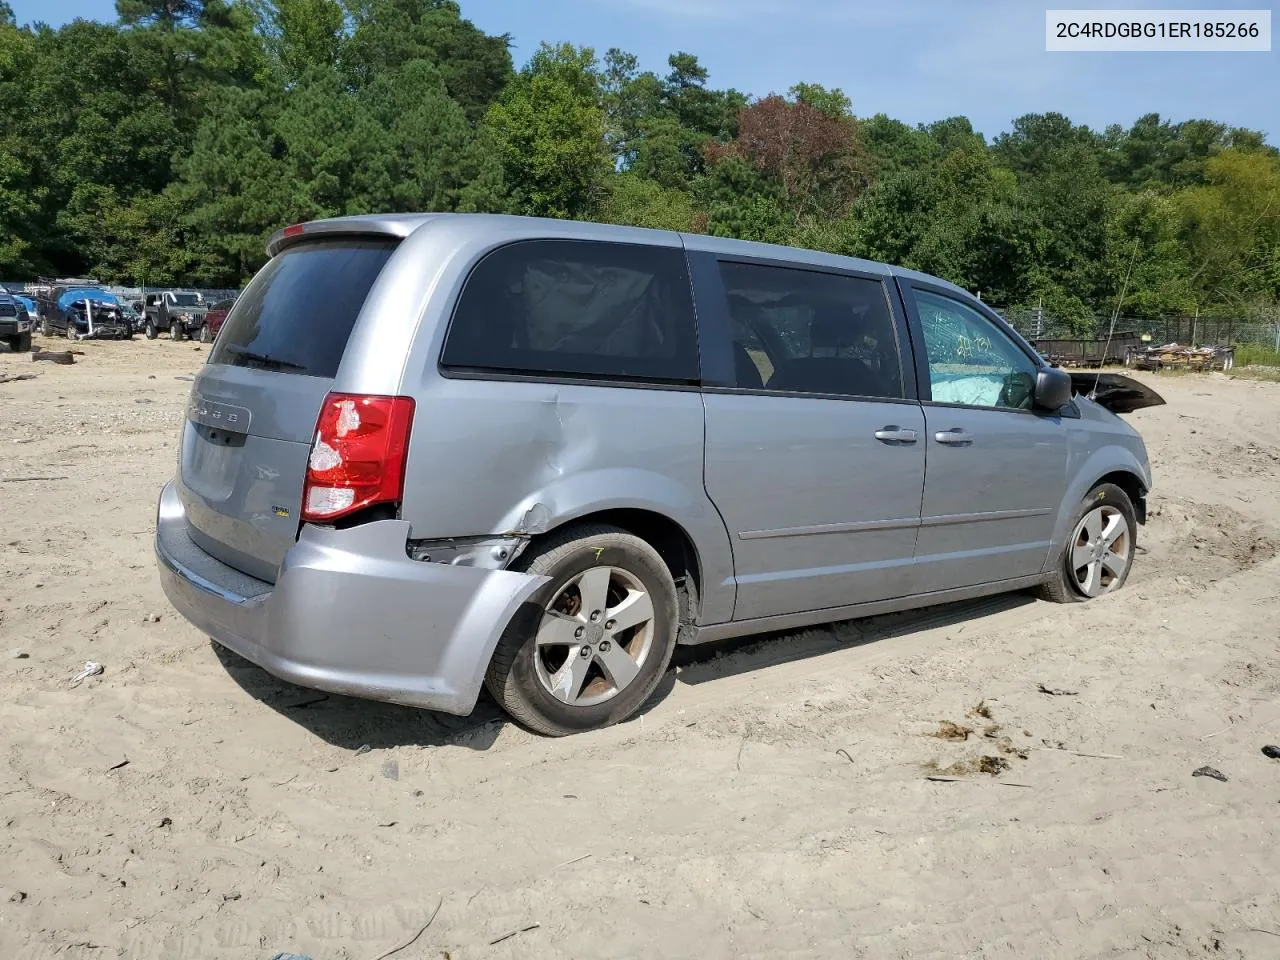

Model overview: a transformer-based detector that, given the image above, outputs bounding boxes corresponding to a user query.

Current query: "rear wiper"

[225,345,307,371]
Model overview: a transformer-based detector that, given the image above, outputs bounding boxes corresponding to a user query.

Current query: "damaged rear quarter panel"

[393,376,737,625]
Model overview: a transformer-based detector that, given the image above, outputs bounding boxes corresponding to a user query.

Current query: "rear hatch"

[177,236,400,582]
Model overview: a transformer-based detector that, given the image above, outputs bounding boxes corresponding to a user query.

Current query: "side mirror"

[1034,367,1073,411]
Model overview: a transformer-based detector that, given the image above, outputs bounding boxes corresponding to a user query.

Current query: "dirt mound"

[1143,499,1278,584]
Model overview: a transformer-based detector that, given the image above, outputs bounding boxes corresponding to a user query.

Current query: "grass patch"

[1228,366,1280,383]
[1233,344,1280,368]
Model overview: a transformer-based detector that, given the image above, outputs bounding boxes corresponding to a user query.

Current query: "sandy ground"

[3,334,1280,960]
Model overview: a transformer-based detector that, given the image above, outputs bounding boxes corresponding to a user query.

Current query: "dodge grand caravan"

[155,213,1157,736]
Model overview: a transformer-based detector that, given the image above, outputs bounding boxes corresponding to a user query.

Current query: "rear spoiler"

[1069,372,1166,414]
[266,214,439,257]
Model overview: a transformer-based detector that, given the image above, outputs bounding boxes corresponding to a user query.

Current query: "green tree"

[788,82,852,120]
[482,42,610,219]
[1176,149,1280,311]
[599,172,696,232]
[343,0,511,123]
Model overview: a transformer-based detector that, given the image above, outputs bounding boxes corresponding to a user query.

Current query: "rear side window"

[209,238,399,377]
[441,239,699,383]
[718,261,905,400]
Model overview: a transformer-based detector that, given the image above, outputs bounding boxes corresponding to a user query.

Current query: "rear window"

[209,238,399,377]
[441,239,699,383]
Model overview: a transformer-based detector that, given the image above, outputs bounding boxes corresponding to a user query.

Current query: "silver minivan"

[156,214,1157,736]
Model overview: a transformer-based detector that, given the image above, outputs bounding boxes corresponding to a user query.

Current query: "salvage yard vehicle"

[156,214,1160,737]
[141,290,209,340]
[120,301,142,336]
[200,296,237,342]
[34,280,131,340]
[0,285,33,352]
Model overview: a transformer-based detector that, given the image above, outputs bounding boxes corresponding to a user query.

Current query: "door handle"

[874,426,918,444]
[934,428,974,445]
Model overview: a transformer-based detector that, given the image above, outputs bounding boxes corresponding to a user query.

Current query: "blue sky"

[10,0,1277,142]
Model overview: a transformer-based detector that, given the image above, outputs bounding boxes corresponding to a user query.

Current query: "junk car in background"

[201,296,237,343]
[0,285,33,352]
[140,290,210,341]
[33,279,132,340]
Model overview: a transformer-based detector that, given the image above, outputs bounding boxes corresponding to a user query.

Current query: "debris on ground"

[31,350,75,365]
[1037,683,1079,696]
[925,755,1012,778]
[931,721,974,741]
[9,649,29,660]
[0,372,37,384]
[993,737,1030,760]
[69,661,104,687]
[354,744,372,756]
[978,756,1012,775]
[490,923,541,946]
[1261,745,1280,760]
[143,613,161,623]
[966,700,994,719]
[1192,766,1228,782]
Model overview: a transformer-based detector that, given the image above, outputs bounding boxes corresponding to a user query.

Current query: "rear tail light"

[301,393,415,523]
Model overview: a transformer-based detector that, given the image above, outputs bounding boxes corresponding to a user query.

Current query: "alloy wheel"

[532,566,656,707]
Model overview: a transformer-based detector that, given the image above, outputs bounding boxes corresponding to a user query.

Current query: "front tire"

[145,320,157,339]
[10,332,31,352]
[485,524,679,736]
[170,321,184,341]
[65,320,76,340]
[198,323,211,343]
[1038,482,1137,603]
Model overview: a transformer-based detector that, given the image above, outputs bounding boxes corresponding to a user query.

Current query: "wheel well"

[1095,471,1147,523]
[550,509,703,625]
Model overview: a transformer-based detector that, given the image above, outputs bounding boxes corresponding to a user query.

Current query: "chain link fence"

[993,306,1280,352]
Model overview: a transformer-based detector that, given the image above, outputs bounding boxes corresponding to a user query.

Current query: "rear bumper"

[154,481,548,715]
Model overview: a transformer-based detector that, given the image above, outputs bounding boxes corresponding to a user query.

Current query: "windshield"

[172,293,202,306]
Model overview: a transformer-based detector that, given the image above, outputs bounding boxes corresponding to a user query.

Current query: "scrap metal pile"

[1124,342,1236,372]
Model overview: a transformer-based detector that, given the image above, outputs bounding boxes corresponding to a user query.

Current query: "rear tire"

[1038,482,1137,604]
[485,524,679,737]
[65,320,76,340]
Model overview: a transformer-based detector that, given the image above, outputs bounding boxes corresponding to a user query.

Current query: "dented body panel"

[156,481,548,715]
[156,212,1158,719]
